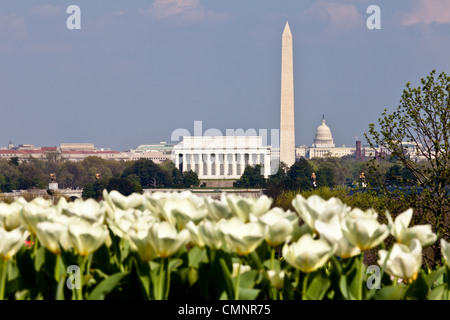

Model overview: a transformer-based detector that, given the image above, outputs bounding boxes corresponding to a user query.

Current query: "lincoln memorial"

[172,136,272,179]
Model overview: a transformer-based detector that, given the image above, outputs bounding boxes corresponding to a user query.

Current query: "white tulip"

[128,221,159,262]
[225,194,272,222]
[162,192,208,227]
[378,239,422,284]
[441,239,450,264]
[386,209,437,248]
[148,221,190,258]
[258,208,298,247]
[282,233,336,273]
[35,221,70,255]
[292,195,350,232]
[315,215,361,259]
[0,202,23,231]
[144,191,170,217]
[341,208,389,251]
[185,221,205,248]
[68,218,108,256]
[204,195,233,222]
[218,216,265,256]
[197,219,225,250]
[62,198,106,224]
[267,270,285,290]
[20,201,58,236]
[231,263,251,278]
[0,227,30,261]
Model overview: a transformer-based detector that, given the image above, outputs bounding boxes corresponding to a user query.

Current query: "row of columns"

[174,153,271,178]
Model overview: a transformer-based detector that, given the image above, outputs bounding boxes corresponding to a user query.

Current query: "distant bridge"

[1,188,265,201]
[1,189,83,200]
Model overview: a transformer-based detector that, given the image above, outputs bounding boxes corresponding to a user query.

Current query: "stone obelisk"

[280,21,295,167]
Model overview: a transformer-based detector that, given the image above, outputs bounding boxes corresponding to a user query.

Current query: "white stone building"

[125,142,175,163]
[172,136,272,179]
[296,117,355,159]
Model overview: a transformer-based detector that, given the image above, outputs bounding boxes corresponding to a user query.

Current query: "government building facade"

[296,117,355,160]
[172,136,272,179]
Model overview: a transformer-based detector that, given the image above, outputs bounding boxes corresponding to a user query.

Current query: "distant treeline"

[0,155,417,200]
[0,157,199,199]
[235,156,418,199]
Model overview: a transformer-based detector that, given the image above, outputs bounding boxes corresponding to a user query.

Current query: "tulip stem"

[32,235,38,257]
[356,255,363,300]
[165,258,171,300]
[0,259,7,300]
[302,272,309,300]
[76,255,88,300]
[234,262,241,300]
[270,247,275,270]
[156,258,170,300]
[54,254,61,282]
[393,276,398,286]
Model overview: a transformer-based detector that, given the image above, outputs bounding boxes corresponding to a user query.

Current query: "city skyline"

[1,1,450,152]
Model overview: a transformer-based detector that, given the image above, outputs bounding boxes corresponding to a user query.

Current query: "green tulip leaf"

[404,273,429,300]
[55,276,66,300]
[238,288,260,300]
[248,251,263,271]
[424,266,445,288]
[373,285,406,300]
[263,259,281,271]
[219,258,235,300]
[188,246,206,269]
[34,246,46,272]
[169,258,183,272]
[305,269,331,300]
[239,270,258,289]
[427,284,447,300]
[87,271,128,300]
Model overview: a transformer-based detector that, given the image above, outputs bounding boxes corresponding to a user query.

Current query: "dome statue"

[313,115,335,148]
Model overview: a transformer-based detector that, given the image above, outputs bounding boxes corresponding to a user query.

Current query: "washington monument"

[279,21,296,167]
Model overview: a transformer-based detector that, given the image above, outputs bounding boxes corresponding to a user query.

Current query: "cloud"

[402,0,450,25]
[302,1,363,31]
[29,4,64,17]
[140,0,232,24]
[0,14,27,40]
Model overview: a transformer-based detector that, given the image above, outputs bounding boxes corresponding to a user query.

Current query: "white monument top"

[283,21,292,36]
[313,117,335,148]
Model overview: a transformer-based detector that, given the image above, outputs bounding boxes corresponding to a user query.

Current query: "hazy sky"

[1,0,449,151]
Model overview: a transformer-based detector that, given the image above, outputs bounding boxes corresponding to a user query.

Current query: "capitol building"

[296,116,355,160]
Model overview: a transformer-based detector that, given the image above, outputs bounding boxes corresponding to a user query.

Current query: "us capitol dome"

[295,115,355,159]
[312,116,335,148]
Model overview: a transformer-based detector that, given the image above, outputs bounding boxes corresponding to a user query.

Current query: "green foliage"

[82,183,97,200]
[107,177,135,196]
[234,165,266,188]
[182,170,200,188]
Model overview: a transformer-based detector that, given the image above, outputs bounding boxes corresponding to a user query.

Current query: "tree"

[265,166,288,199]
[82,183,97,199]
[234,165,266,188]
[107,177,134,196]
[122,159,169,188]
[182,170,200,188]
[366,70,450,262]
[0,174,6,192]
[286,158,314,191]
[9,157,19,166]
[170,168,184,188]
[126,174,143,194]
